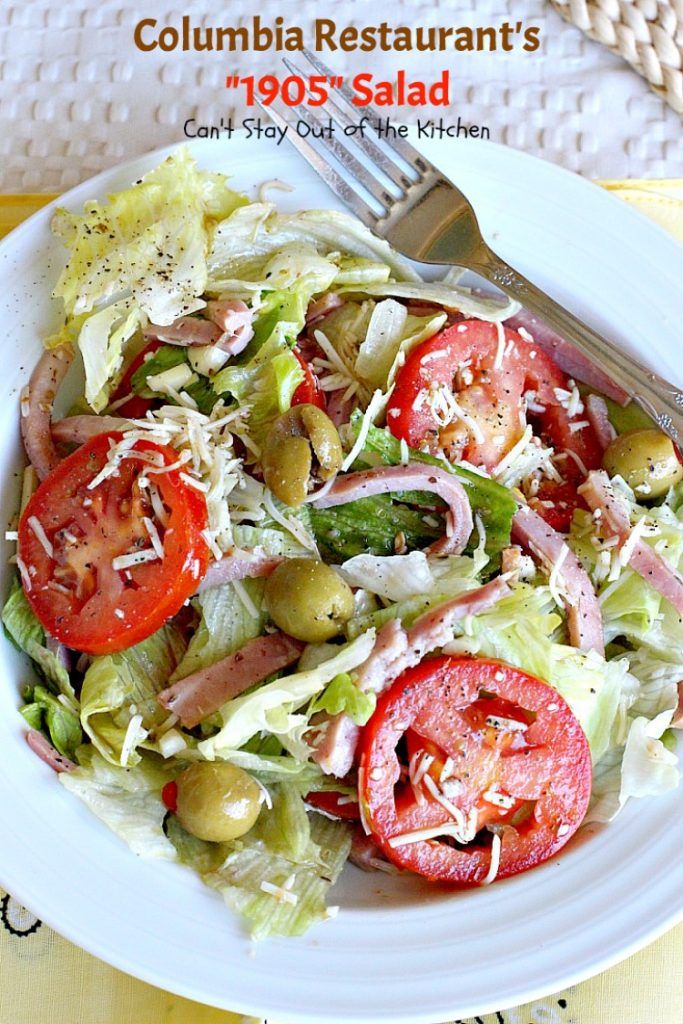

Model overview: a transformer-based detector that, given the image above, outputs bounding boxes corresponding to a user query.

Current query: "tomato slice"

[386,320,603,529]
[18,432,210,655]
[305,790,360,821]
[358,656,591,886]
[291,348,326,410]
[109,340,164,418]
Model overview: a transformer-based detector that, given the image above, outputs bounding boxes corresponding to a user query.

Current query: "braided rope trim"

[549,0,683,113]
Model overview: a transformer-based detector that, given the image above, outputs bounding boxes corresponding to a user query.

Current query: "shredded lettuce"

[80,624,186,766]
[167,785,351,939]
[20,684,82,759]
[355,301,447,391]
[60,746,177,858]
[308,672,376,725]
[212,333,304,449]
[346,281,520,320]
[172,579,265,683]
[2,575,75,700]
[51,148,246,409]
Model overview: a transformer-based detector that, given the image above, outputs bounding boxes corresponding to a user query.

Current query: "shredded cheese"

[27,516,53,559]
[482,832,502,885]
[341,389,387,472]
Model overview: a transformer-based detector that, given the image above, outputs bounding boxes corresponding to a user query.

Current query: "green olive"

[174,762,261,843]
[264,557,354,642]
[261,404,342,507]
[603,428,683,499]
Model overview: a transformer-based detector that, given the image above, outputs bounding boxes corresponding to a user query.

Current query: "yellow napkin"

[0,181,682,1024]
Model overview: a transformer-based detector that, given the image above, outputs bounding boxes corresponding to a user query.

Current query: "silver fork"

[258,48,683,443]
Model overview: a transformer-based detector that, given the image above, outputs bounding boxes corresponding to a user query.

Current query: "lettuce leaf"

[51,148,246,409]
[355,300,447,391]
[20,684,82,759]
[308,672,376,725]
[80,623,186,766]
[346,281,520,320]
[172,579,266,683]
[166,787,351,939]
[2,576,76,700]
[212,334,304,450]
[207,203,418,287]
[60,746,176,859]
[309,493,440,561]
[338,551,435,601]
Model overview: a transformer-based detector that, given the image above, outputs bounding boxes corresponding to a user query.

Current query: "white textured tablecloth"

[1,0,682,190]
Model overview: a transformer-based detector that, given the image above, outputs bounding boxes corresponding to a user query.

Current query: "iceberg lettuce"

[60,746,176,859]
[50,148,246,409]
[80,623,186,766]
[2,575,75,700]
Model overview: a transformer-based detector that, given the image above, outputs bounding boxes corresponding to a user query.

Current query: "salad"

[3,149,681,939]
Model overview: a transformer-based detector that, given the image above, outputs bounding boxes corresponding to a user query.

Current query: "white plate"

[0,136,681,1024]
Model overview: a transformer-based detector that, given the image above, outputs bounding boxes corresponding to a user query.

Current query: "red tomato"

[109,340,164,418]
[18,432,210,655]
[162,780,178,812]
[291,348,325,410]
[305,790,360,821]
[358,656,591,886]
[386,320,603,529]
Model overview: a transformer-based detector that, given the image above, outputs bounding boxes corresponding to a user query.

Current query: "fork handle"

[471,244,683,444]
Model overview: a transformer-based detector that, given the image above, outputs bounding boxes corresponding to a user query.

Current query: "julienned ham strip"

[311,577,511,777]
[157,632,304,729]
[580,470,683,617]
[313,463,474,557]
[20,344,74,480]
[511,504,604,656]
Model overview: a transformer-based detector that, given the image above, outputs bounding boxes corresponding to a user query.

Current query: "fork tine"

[299,47,435,179]
[290,51,418,190]
[282,59,402,209]
[254,99,378,228]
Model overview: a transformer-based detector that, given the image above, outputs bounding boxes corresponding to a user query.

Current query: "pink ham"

[512,503,604,655]
[313,464,473,557]
[197,548,284,593]
[309,712,361,778]
[157,632,304,728]
[405,576,511,662]
[305,293,344,325]
[325,388,355,428]
[673,684,683,729]
[504,309,629,406]
[579,470,683,618]
[312,577,510,777]
[20,344,74,479]
[353,618,409,695]
[586,394,616,451]
[26,729,75,773]
[206,299,254,355]
[52,415,128,445]
[143,316,223,347]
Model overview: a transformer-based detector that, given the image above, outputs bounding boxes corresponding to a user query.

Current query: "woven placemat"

[549,0,683,113]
